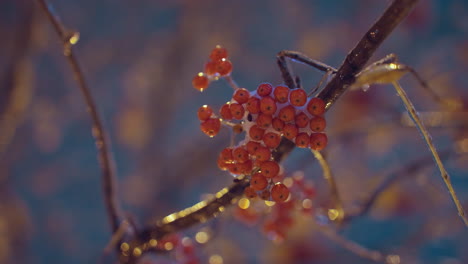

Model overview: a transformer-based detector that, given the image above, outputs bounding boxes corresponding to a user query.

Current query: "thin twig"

[345,150,452,221]
[392,81,468,226]
[36,0,123,232]
[311,150,345,222]
[318,225,389,263]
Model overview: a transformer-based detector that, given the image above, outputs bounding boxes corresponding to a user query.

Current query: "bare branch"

[36,0,124,232]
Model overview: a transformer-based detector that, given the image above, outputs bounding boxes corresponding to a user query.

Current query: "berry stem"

[392,81,468,227]
[224,75,240,90]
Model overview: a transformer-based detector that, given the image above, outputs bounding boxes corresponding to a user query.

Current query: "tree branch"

[123,0,420,260]
[36,0,124,232]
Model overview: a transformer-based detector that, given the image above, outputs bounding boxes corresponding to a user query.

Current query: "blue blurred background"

[1,0,468,263]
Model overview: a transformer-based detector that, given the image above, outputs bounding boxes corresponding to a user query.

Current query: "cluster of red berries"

[192,46,328,203]
[192,45,233,92]
[234,173,317,243]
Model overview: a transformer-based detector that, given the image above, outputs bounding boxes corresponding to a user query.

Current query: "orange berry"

[197,105,213,121]
[283,124,298,140]
[271,183,290,202]
[217,157,229,171]
[200,118,221,137]
[219,147,233,163]
[260,161,280,178]
[260,189,271,200]
[192,73,209,92]
[250,173,268,191]
[246,141,261,155]
[209,45,228,61]
[214,59,233,76]
[295,112,309,128]
[295,132,310,148]
[249,125,265,141]
[289,88,307,106]
[219,103,232,120]
[309,133,328,151]
[256,113,272,128]
[278,105,296,122]
[230,103,245,120]
[272,118,285,132]
[309,116,326,132]
[205,61,217,76]
[233,124,243,134]
[263,132,281,149]
[244,186,257,199]
[238,160,253,174]
[307,97,326,116]
[254,146,272,161]
[233,88,250,104]
[246,97,260,114]
[260,96,277,115]
[228,163,242,175]
[233,146,249,163]
[273,85,289,103]
[257,83,273,97]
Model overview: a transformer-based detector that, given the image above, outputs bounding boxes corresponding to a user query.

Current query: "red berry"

[209,45,228,61]
[238,160,253,174]
[233,146,249,163]
[230,103,245,120]
[289,88,307,106]
[197,105,213,121]
[246,141,261,155]
[217,157,229,171]
[228,163,242,175]
[295,132,310,148]
[260,161,280,178]
[246,97,260,114]
[233,124,243,134]
[200,118,221,137]
[272,118,285,132]
[220,103,232,120]
[257,83,273,97]
[249,125,265,141]
[233,88,250,104]
[309,116,326,132]
[309,133,328,150]
[283,124,298,140]
[244,186,257,199]
[192,73,209,92]
[295,112,309,128]
[307,97,326,116]
[260,189,271,200]
[219,147,233,163]
[271,183,290,202]
[254,146,272,161]
[205,61,217,76]
[214,59,233,76]
[273,85,289,103]
[263,132,281,149]
[250,173,268,191]
[256,113,272,128]
[278,105,296,122]
[260,96,277,115]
